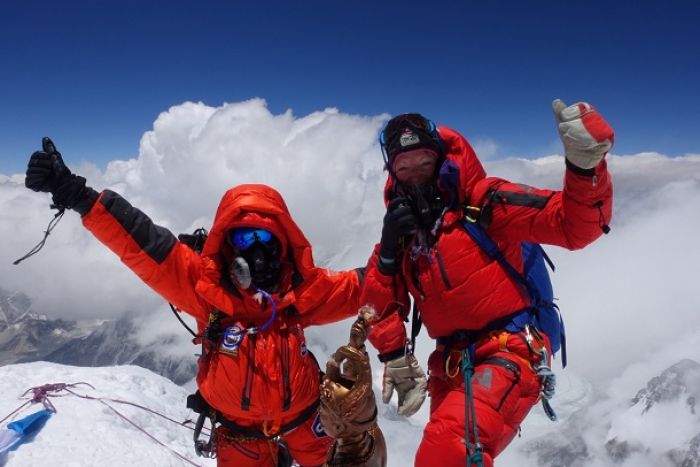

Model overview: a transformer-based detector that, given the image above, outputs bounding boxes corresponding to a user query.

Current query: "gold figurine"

[320,306,387,467]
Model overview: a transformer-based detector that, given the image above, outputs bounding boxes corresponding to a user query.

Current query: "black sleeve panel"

[354,266,366,285]
[99,190,177,264]
[493,189,551,209]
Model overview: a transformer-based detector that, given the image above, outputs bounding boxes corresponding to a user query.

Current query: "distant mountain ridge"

[0,288,197,385]
[522,359,700,466]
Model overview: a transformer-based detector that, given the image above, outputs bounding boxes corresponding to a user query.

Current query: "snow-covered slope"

[1,356,699,466]
[0,362,215,467]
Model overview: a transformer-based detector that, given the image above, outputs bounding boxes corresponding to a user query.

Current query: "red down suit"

[81,184,362,466]
[363,127,613,467]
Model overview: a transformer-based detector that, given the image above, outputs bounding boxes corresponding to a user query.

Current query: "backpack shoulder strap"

[460,219,538,302]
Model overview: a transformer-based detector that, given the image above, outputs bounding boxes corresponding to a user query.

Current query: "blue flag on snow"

[0,409,53,455]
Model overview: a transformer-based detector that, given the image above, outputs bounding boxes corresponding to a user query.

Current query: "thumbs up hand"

[552,99,614,170]
[25,137,73,193]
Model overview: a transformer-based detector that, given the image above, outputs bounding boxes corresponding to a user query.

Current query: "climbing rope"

[461,349,484,467]
[0,382,208,466]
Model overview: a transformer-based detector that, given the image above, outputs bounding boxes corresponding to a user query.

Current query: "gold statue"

[320,306,387,467]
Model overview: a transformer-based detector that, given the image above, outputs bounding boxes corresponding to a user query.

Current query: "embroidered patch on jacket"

[311,413,327,438]
[220,324,244,356]
[474,368,493,389]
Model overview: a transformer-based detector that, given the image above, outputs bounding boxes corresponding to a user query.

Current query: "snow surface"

[0,363,217,467]
[2,354,693,467]
[0,362,430,467]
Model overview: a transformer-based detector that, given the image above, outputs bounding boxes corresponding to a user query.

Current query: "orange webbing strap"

[262,417,282,439]
[496,330,537,370]
[498,331,509,351]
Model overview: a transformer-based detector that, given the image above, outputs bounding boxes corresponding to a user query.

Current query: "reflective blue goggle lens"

[229,228,274,250]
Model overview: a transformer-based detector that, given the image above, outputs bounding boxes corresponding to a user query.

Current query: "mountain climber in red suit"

[363,100,614,467]
[23,147,365,466]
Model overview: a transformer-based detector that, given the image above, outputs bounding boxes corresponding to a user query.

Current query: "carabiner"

[523,324,545,356]
[193,411,216,458]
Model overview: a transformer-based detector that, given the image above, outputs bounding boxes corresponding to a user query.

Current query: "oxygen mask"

[227,228,281,292]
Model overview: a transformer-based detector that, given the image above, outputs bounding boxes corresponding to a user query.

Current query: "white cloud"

[471,138,502,160]
[1,99,388,319]
[1,100,700,465]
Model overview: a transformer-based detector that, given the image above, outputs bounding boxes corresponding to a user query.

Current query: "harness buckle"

[463,205,481,223]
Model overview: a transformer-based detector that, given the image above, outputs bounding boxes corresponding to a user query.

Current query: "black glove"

[26,137,72,193]
[25,138,96,213]
[378,197,417,275]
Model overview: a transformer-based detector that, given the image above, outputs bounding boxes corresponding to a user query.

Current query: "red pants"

[215,410,331,467]
[415,332,545,467]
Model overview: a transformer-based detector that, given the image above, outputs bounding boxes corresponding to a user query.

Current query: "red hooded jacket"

[364,127,613,354]
[81,184,362,431]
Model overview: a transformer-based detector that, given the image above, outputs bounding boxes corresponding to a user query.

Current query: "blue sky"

[1,0,698,174]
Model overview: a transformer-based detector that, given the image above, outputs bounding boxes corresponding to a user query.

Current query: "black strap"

[187,391,321,439]
[216,399,320,439]
[435,307,536,348]
[241,333,256,411]
[377,347,406,363]
[280,328,292,411]
[187,390,320,440]
[13,208,66,265]
[169,303,197,338]
[409,301,422,353]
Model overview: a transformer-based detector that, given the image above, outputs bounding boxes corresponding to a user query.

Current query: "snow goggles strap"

[379,113,442,173]
[379,113,437,147]
[228,228,275,250]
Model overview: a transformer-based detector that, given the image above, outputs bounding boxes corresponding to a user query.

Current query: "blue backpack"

[460,220,567,367]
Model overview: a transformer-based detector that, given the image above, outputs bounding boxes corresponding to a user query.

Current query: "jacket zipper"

[483,356,521,411]
[281,329,291,411]
[435,245,453,289]
[241,334,256,411]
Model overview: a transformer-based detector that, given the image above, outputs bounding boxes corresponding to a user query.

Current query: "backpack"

[460,219,567,367]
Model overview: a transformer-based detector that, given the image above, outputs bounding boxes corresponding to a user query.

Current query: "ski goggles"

[379,113,437,147]
[228,228,275,250]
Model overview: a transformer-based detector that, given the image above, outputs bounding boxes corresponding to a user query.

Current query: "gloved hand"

[552,99,614,170]
[25,137,89,210]
[25,137,72,193]
[382,353,427,417]
[378,197,417,274]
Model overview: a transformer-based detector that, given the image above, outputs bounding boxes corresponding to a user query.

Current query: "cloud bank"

[1,100,699,454]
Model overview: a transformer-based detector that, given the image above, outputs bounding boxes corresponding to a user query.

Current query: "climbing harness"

[191,288,301,462]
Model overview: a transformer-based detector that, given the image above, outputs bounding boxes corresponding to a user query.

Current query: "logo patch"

[474,368,493,389]
[311,413,327,438]
[300,342,308,357]
[399,130,420,147]
[220,324,244,356]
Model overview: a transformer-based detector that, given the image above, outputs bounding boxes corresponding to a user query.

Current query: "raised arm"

[470,100,614,248]
[25,138,208,321]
